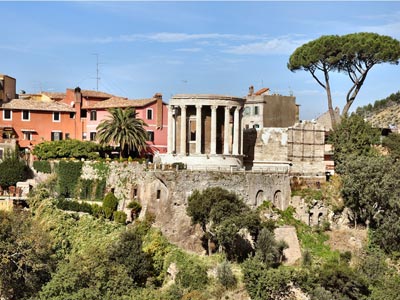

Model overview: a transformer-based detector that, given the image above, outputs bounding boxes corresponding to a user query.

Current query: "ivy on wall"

[56,161,83,198]
[33,160,52,174]
[77,178,107,201]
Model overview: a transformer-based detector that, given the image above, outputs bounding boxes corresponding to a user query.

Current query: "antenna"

[92,53,101,91]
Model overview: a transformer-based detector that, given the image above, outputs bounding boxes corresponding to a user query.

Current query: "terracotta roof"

[66,89,116,99]
[87,97,157,109]
[81,90,114,98]
[42,92,66,100]
[254,88,270,96]
[1,99,75,112]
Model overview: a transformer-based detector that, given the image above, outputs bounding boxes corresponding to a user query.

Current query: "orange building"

[0,76,168,158]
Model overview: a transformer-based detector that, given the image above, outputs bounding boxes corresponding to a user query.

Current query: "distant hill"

[355,91,400,128]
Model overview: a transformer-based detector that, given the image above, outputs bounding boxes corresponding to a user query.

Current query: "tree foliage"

[328,114,380,172]
[96,107,149,158]
[0,210,54,300]
[242,256,294,300]
[186,187,260,260]
[288,32,400,125]
[382,132,400,161]
[255,227,288,267]
[0,151,32,189]
[32,139,103,160]
[39,245,135,300]
[109,227,155,287]
[340,156,391,227]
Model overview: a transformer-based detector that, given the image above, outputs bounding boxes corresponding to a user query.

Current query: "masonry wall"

[243,121,326,176]
[263,94,297,128]
[82,162,290,252]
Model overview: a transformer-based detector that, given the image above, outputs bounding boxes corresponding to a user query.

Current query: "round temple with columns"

[158,94,245,169]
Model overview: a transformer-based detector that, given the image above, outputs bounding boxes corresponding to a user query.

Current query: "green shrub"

[127,200,142,215]
[56,199,93,214]
[166,250,208,291]
[32,139,102,160]
[113,211,127,224]
[216,260,236,289]
[33,160,52,173]
[103,192,119,219]
[242,256,294,300]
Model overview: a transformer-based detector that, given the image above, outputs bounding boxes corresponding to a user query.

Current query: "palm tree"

[96,107,148,158]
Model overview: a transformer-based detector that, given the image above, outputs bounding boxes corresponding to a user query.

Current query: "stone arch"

[273,190,283,210]
[255,190,265,206]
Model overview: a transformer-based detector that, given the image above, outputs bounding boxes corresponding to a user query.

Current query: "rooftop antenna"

[92,53,101,91]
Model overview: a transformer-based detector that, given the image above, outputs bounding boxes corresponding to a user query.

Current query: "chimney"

[155,93,163,129]
[74,87,82,104]
[248,85,254,96]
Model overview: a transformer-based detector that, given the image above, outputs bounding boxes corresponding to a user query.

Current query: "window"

[254,106,259,116]
[82,132,87,140]
[81,110,87,118]
[244,107,250,116]
[147,131,154,142]
[157,189,161,200]
[3,110,12,120]
[70,112,76,119]
[146,109,153,120]
[90,110,97,121]
[53,112,61,122]
[65,133,70,140]
[22,110,30,121]
[23,132,33,140]
[90,132,96,141]
[51,131,63,141]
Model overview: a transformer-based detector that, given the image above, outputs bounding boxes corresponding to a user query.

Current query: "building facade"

[158,94,245,169]
[0,74,169,158]
[243,86,299,129]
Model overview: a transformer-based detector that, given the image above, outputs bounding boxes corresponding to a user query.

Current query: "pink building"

[84,92,168,155]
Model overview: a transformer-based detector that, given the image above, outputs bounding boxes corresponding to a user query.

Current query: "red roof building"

[0,75,168,158]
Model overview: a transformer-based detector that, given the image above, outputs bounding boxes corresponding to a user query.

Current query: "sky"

[1,1,400,120]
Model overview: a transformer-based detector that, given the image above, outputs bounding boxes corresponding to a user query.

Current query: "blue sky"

[1,1,400,119]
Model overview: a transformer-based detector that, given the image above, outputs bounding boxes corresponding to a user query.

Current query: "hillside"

[356,91,400,128]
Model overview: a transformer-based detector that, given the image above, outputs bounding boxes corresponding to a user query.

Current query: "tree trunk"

[324,69,337,128]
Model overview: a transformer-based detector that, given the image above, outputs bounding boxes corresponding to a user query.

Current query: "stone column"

[196,105,202,154]
[232,106,240,155]
[180,105,187,155]
[223,106,231,155]
[172,107,176,154]
[210,105,218,155]
[167,106,174,153]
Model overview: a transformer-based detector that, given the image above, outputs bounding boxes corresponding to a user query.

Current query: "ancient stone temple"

[158,94,245,169]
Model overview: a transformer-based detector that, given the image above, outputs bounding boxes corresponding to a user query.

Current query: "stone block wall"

[81,162,291,252]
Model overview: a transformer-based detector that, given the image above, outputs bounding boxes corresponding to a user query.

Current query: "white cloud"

[224,37,310,55]
[91,32,263,44]
[175,47,202,52]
